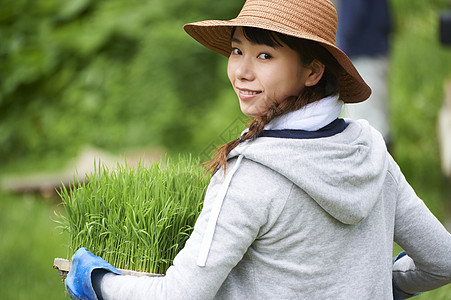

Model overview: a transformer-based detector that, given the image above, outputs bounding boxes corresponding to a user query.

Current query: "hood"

[229,119,388,225]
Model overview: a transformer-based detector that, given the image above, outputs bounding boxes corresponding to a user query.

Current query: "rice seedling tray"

[53,155,208,280]
[53,258,162,279]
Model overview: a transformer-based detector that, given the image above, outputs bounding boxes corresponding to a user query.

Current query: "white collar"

[264,95,343,131]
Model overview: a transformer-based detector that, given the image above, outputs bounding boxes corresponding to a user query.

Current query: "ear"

[305,60,325,87]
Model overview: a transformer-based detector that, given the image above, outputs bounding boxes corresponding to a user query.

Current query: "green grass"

[418,286,451,299]
[56,155,209,274]
[0,192,69,299]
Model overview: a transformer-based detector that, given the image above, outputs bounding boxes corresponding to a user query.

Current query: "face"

[227,27,313,117]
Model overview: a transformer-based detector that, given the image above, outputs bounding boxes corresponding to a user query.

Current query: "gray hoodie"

[98,119,451,299]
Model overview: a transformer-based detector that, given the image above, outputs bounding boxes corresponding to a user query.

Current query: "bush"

[0,0,243,169]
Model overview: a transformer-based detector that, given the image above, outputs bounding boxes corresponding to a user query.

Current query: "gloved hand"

[392,251,422,300]
[65,247,122,300]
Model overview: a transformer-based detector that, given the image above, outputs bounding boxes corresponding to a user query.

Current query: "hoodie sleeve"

[96,157,290,300]
[391,158,451,294]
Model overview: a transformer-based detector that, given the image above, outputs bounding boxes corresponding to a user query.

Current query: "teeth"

[240,90,259,95]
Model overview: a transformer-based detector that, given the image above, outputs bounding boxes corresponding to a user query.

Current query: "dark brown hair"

[205,26,341,174]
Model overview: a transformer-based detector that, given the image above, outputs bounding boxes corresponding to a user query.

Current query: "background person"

[336,0,393,148]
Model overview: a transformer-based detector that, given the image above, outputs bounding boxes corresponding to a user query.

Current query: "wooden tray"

[53,258,162,279]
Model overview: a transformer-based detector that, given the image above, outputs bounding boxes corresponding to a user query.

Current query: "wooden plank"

[2,146,163,198]
[53,258,162,279]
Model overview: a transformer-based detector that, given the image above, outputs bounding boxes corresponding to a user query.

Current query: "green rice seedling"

[56,155,209,275]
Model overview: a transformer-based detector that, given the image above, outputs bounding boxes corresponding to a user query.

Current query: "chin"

[240,105,264,117]
[240,108,257,117]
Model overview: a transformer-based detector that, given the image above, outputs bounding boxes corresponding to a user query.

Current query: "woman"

[65,0,451,299]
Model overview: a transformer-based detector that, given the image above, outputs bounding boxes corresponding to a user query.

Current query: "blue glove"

[392,251,422,300]
[65,247,122,300]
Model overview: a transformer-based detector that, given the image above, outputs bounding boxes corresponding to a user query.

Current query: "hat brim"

[184,20,371,103]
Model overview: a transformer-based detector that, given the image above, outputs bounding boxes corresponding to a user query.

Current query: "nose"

[234,57,255,81]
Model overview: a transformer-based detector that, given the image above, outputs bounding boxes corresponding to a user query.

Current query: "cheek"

[227,59,235,83]
[280,66,306,95]
[267,72,302,99]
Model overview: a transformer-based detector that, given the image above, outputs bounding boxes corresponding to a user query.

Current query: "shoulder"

[206,156,294,216]
[229,156,293,199]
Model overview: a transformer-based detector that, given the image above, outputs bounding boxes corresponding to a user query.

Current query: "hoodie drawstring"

[196,155,244,267]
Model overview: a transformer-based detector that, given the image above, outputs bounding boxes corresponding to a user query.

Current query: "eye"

[258,53,272,60]
[231,47,242,55]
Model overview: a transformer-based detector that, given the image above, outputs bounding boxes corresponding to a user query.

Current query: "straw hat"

[184,0,371,103]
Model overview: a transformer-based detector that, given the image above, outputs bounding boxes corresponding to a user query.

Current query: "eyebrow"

[231,37,242,44]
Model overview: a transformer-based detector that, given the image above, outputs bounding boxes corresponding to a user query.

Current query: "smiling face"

[227,27,314,117]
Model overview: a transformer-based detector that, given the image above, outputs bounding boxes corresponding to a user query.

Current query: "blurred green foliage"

[389,0,451,218]
[0,0,243,171]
